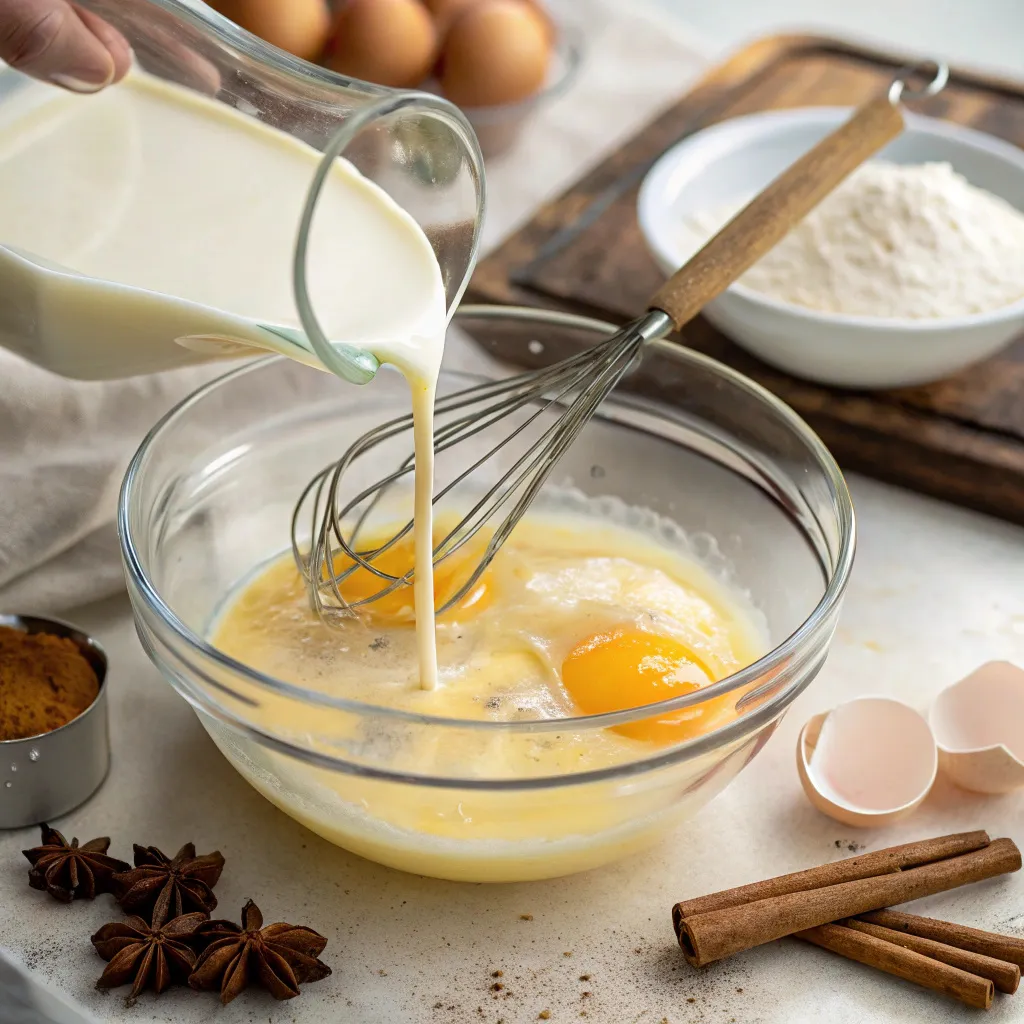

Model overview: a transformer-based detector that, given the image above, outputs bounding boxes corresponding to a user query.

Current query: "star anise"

[112,842,224,922]
[92,907,207,1006]
[189,899,331,1004]
[22,824,129,903]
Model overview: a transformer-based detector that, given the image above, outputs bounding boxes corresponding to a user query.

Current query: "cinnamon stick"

[795,922,994,1010]
[673,831,989,924]
[859,910,1024,971]
[674,837,1020,966]
[843,918,1020,994]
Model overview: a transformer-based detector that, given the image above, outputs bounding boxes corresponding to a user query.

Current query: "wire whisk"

[292,67,944,620]
[291,310,659,618]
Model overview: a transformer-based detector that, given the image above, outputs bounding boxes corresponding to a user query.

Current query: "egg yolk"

[328,532,492,624]
[561,628,734,745]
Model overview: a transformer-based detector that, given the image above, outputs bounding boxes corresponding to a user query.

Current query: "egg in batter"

[214,507,765,753]
[207,501,768,880]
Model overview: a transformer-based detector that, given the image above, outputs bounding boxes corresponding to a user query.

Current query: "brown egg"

[209,0,331,61]
[423,0,480,24]
[440,0,551,108]
[325,0,438,89]
[523,0,557,43]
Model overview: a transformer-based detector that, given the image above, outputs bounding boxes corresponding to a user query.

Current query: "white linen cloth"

[0,0,707,613]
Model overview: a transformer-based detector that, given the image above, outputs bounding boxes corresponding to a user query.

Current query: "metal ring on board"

[888,60,950,105]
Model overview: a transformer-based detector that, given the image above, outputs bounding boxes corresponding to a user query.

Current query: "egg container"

[0,615,111,830]
[798,661,1024,826]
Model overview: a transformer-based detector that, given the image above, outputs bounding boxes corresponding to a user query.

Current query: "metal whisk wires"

[291,311,662,620]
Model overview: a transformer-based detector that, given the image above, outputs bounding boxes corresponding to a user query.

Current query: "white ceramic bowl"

[638,107,1024,389]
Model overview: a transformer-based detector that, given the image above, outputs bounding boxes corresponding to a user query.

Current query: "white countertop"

[654,0,1024,79]
[1,474,1022,1024]
[2,3,1024,1023]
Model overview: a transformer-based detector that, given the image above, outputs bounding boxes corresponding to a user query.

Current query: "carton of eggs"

[798,661,1024,826]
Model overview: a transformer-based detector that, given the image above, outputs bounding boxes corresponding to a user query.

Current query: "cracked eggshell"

[930,661,1024,794]
[797,696,937,828]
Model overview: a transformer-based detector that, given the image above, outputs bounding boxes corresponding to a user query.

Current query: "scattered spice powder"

[0,626,99,740]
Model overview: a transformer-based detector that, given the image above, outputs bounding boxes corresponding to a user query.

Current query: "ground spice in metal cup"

[0,625,99,740]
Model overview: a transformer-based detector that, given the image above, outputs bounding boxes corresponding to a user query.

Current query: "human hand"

[0,0,131,92]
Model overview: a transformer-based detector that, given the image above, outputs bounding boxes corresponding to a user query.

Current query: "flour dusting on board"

[681,161,1024,319]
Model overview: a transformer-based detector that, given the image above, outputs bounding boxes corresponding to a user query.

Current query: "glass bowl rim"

[118,304,855,758]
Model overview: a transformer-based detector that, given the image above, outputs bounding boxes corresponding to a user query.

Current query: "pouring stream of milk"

[0,71,447,688]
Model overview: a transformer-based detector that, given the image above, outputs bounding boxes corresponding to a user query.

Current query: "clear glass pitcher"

[0,0,485,381]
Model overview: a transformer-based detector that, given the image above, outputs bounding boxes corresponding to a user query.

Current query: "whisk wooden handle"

[649,94,905,331]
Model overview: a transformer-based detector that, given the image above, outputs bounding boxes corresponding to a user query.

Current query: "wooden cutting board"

[465,35,1024,525]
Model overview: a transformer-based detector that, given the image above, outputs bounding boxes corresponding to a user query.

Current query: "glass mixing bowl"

[119,307,854,883]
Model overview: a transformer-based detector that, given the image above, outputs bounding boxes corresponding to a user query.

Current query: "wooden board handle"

[649,95,904,329]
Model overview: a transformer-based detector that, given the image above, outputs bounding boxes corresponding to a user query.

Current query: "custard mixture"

[214,508,766,757]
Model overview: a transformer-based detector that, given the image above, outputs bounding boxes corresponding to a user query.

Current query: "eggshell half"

[797,697,937,827]
[930,661,1024,794]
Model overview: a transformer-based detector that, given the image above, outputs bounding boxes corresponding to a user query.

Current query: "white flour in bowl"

[682,161,1024,319]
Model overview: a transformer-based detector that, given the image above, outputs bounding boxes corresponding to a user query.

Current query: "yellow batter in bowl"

[209,503,768,880]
